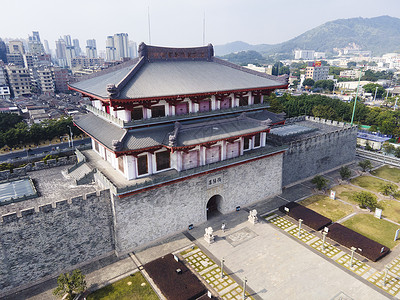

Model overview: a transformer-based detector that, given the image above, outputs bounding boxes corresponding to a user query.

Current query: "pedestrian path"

[181,246,253,300]
[266,213,400,298]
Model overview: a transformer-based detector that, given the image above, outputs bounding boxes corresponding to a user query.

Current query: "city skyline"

[1,0,400,51]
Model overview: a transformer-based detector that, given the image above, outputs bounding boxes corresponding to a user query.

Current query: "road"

[0,138,91,162]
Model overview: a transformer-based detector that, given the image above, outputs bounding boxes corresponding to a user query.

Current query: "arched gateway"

[206,195,223,219]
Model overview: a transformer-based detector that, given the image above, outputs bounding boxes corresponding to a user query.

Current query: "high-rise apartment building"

[73,39,81,56]
[105,36,116,61]
[28,31,45,55]
[23,54,35,69]
[0,66,11,99]
[114,33,128,60]
[105,33,129,61]
[86,39,98,59]
[8,41,25,54]
[31,67,55,95]
[6,53,24,67]
[0,39,8,63]
[64,35,72,47]
[128,41,137,58]
[55,38,66,59]
[51,66,69,93]
[43,40,50,54]
[65,46,76,68]
[5,65,31,98]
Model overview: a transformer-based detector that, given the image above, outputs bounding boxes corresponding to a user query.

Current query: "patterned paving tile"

[181,247,253,299]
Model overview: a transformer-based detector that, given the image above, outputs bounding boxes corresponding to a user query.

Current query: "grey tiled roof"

[70,58,140,98]
[70,57,286,100]
[74,111,273,152]
[74,113,126,149]
[118,60,284,100]
[173,116,268,147]
[124,124,173,150]
[246,110,285,124]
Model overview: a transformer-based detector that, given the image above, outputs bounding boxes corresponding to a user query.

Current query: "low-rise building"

[357,132,390,150]
[305,62,329,81]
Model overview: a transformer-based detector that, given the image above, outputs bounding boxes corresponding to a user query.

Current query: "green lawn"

[371,165,400,183]
[350,176,388,194]
[342,214,400,249]
[331,184,364,205]
[300,195,355,222]
[87,272,158,300]
[380,199,400,223]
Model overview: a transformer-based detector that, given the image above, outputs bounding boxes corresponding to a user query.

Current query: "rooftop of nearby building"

[357,132,391,143]
[0,165,98,215]
[69,43,288,101]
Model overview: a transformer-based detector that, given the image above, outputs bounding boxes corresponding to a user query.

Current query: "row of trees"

[267,93,400,136]
[0,115,82,148]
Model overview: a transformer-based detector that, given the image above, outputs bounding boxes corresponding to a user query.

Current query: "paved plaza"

[183,209,390,300]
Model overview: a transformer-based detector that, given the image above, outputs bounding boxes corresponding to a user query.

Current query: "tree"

[363,83,385,99]
[53,269,86,300]
[339,166,352,180]
[380,183,398,196]
[303,78,315,87]
[383,143,395,154]
[347,61,357,68]
[314,80,335,92]
[358,160,372,172]
[272,62,290,76]
[394,147,400,159]
[353,191,378,210]
[311,105,337,120]
[311,175,329,190]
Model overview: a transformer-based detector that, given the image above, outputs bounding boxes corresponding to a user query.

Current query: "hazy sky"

[2,0,400,51]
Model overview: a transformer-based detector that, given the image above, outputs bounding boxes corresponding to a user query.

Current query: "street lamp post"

[221,258,225,279]
[350,246,356,267]
[322,231,328,252]
[67,125,74,148]
[384,265,389,286]
[243,277,247,300]
[373,86,378,102]
[298,219,303,238]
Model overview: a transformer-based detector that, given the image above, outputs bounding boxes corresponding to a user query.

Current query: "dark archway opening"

[206,195,222,220]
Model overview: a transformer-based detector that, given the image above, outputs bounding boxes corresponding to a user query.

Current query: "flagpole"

[351,67,362,125]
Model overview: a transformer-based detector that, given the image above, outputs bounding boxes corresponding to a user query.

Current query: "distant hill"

[215,16,400,57]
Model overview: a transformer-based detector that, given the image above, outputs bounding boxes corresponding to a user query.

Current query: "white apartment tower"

[86,39,98,59]
[106,33,129,61]
[114,33,128,60]
[106,36,116,61]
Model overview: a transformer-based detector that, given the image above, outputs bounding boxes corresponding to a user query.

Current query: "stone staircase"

[68,162,95,185]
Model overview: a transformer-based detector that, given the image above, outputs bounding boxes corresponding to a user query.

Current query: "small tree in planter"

[339,166,352,181]
[53,269,86,300]
[358,159,372,172]
[311,175,329,191]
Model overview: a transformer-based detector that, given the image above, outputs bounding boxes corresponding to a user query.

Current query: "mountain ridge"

[214,15,400,57]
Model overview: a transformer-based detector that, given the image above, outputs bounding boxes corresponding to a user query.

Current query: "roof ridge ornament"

[107,84,119,98]
[168,121,181,147]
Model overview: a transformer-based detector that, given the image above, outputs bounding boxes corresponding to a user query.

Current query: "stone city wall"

[282,119,357,186]
[112,153,284,255]
[0,156,77,181]
[0,190,115,297]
